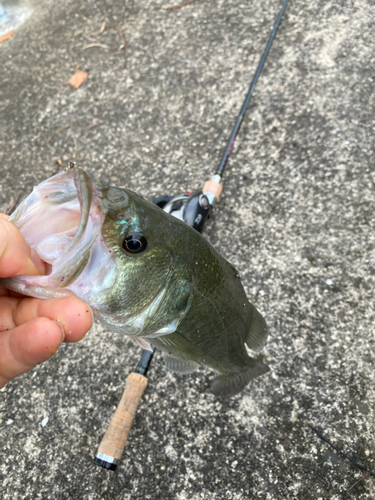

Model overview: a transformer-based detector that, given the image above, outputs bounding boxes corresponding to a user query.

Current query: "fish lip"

[8,167,106,291]
[72,168,93,248]
[50,168,105,287]
[0,167,113,305]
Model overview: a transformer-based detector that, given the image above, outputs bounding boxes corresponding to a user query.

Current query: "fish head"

[96,184,194,338]
[3,168,193,340]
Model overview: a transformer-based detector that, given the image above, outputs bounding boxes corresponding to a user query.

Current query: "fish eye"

[122,233,147,254]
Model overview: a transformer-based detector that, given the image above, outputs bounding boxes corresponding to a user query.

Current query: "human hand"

[0,214,93,388]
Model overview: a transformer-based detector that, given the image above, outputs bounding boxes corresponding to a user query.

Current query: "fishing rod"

[94,0,289,471]
[158,0,289,231]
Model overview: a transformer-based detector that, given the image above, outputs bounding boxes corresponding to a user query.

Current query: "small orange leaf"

[0,30,15,43]
[69,69,88,89]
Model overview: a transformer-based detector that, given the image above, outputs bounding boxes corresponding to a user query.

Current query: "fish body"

[1,168,269,396]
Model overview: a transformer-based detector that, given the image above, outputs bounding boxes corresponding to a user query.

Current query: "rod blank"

[215,0,289,178]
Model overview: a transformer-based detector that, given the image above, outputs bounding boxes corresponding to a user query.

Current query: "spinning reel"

[153,175,222,233]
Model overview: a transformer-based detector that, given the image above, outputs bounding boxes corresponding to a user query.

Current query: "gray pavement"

[1,0,375,498]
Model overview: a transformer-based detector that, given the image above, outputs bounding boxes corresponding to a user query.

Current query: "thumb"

[0,214,46,277]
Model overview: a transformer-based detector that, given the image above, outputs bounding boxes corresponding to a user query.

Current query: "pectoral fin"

[210,359,270,398]
[129,335,153,351]
[152,331,199,362]
[163,354,199,374]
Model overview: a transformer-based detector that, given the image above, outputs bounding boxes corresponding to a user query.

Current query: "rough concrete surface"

[0,0,374,498]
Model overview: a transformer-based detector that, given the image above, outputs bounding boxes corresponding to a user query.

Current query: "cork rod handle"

[94,372,148,470]
[202,179,223,200]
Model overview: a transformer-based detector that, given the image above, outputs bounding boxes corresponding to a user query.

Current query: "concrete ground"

[1,0,374,498]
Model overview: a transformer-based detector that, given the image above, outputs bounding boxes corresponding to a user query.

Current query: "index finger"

[0,214,45,278]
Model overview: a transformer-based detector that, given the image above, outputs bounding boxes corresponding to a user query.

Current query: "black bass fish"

[1,168,269,396]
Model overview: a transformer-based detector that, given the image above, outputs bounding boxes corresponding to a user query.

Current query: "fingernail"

[30,249,46,275]
[53,320,65,344]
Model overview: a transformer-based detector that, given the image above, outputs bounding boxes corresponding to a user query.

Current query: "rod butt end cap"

[94,456,117,471]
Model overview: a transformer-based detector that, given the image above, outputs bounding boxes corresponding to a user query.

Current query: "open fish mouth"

[6,168,105,295]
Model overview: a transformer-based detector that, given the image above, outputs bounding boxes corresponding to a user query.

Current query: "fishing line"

[308,423,375,478]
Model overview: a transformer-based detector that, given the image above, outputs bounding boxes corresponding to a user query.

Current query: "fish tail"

[210,359,270,398]
[245,305,268,351]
